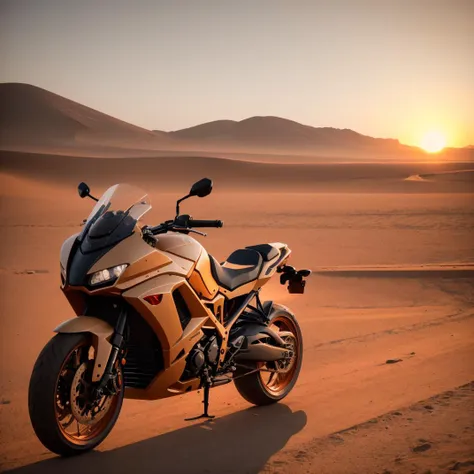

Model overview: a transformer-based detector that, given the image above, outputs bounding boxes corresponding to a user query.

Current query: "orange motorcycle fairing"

[60,233,294,400]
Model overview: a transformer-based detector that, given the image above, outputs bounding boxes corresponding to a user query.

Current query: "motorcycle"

[28,178,310,456]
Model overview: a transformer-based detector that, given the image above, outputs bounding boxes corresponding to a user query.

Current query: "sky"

[1,0,473,147]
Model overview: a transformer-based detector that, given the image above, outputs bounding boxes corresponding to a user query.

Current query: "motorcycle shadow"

[8,403,307,474]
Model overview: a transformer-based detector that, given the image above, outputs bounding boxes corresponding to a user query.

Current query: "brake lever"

[173,227,207,237]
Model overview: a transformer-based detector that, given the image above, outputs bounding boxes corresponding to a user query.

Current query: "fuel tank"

[156,234,219,300]
[155,233,203,262]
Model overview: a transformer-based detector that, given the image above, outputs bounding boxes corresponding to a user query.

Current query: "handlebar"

[188,219,223,228]
[147,216,223,236]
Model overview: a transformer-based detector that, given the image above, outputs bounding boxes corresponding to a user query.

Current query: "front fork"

[94,308,127,397]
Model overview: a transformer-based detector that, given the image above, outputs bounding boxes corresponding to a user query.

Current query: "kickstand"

[185,383,215,421]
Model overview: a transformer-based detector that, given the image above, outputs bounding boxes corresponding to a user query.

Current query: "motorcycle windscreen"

[78,183,151,253]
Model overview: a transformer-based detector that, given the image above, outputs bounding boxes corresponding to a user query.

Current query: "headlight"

[89,264,128,286]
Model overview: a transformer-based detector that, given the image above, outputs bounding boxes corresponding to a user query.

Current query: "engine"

[183,335,220,379]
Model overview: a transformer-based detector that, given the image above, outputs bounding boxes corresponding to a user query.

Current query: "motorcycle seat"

[245,244,279,261]
[209,248,263,291]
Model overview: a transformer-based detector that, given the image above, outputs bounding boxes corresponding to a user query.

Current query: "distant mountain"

[162,116,408,156]
[0,83,471,160]
[0,83,168,149]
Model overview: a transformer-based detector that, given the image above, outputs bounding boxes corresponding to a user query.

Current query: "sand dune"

[406,168,474,183]
[312,263,474,279]
[1,162,473,471]
[1,150,474,194]
[265,382,474,474]
[0,83,170,150]
[167,116,408,157]
[2,83,473,162]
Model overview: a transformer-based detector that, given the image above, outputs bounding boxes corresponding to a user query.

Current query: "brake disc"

[70,362,113,425]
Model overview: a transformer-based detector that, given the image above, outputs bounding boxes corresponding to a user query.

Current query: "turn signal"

[144,294,163,305]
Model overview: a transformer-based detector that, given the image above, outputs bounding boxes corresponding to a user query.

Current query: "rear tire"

[233,304,303,406]
[28,333,124,456]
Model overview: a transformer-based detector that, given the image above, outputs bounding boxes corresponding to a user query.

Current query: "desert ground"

[0,150,473,474]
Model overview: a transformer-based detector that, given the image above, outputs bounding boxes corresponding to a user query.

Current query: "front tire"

[233,304,303,406]
[28,333,124,456]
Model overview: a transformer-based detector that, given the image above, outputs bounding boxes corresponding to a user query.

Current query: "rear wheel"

[28,333,124,456]
[233,304,303,405]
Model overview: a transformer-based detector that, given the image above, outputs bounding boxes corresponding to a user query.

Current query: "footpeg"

[278,266,311,294]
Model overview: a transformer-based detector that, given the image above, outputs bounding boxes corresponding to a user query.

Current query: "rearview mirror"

[78,182,91,198]
[77,182,99,202]
[189,178,213,198]
[175,178,213,217]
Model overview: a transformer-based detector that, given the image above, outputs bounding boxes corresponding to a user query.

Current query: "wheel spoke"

[73,349,81,369]
[53,340,121,445]
[267,371,279,387]
[60,413,74,429]
[258,315,300,396]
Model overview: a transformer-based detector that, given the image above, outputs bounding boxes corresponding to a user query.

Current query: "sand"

[0,149,473,473]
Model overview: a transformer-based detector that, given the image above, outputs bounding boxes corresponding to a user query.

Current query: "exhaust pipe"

[234,343,291,362]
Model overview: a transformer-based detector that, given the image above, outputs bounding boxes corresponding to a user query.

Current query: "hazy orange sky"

[1,0,473,147]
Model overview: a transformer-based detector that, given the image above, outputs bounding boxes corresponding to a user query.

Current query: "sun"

[420,131,447,153]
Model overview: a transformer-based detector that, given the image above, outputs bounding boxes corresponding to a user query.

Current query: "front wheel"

[233,304,303,406]
[28,333,124,456]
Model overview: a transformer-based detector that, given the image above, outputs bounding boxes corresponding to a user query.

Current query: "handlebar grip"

[148,224,163,235]
[188,219,223,228]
